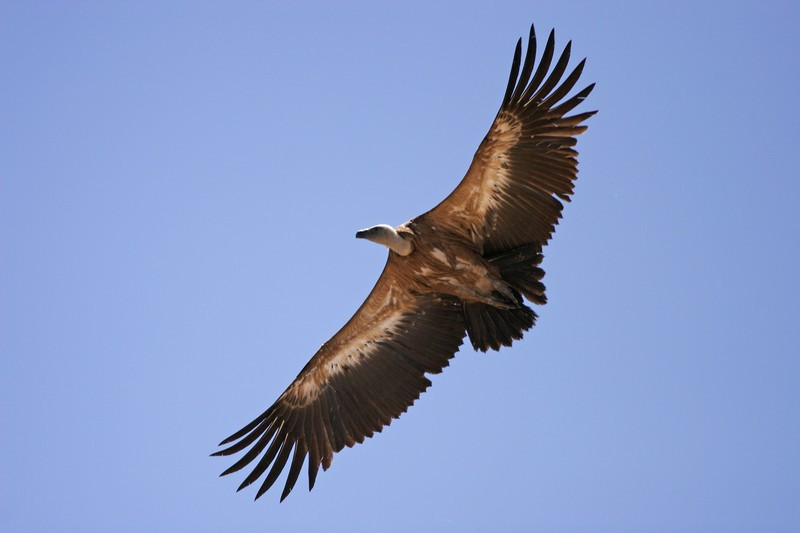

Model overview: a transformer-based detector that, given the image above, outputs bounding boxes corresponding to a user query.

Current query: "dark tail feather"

[488,244,547,305]
[463,244,547,352]
[463,302,536,352]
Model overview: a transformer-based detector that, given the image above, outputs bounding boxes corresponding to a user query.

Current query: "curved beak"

[355,229,368,239]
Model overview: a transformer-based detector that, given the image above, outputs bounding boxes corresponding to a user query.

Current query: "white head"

[355,224,414,256]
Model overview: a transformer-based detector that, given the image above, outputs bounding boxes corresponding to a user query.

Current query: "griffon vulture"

[213,24,595,501]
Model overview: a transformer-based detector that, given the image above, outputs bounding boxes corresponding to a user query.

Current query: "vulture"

[214,24,595,501]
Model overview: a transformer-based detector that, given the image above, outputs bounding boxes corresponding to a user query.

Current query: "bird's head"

[355,224,394,243]
[355,224,414,256]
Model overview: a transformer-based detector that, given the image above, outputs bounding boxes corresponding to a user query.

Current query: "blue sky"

[2,1,799,531]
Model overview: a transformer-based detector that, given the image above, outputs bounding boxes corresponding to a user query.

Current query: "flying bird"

[214,24,595,501]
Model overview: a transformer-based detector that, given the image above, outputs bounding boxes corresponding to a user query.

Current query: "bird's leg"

[487,279,522,309]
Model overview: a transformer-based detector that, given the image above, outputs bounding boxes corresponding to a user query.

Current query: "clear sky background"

[2,1,799,532]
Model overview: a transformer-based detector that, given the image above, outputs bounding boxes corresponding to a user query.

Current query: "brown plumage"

[213,24,595,501]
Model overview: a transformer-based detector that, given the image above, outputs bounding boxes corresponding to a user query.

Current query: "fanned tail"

[463,244,546,352]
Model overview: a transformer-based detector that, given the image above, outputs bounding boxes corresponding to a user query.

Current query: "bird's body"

[385,220,513,307]
[214,24,595,501]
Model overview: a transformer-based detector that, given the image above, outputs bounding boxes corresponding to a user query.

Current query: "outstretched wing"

[213,256,466,501]
[424,25,596,256]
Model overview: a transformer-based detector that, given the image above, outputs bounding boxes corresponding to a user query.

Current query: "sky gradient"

[2,1,799,531]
